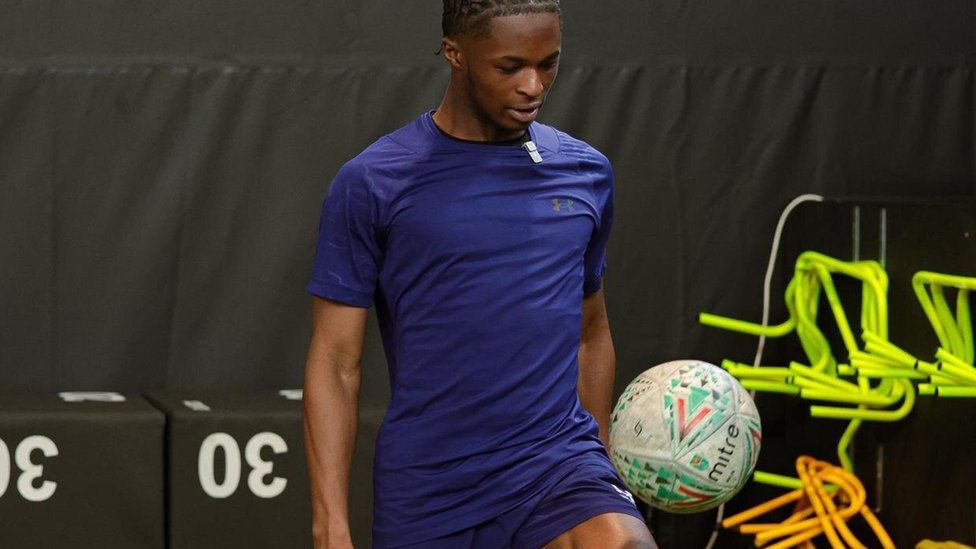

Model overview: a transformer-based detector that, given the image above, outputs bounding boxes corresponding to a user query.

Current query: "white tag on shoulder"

[522,140,543,164]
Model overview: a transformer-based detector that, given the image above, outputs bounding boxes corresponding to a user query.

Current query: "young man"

[303,1,657,548]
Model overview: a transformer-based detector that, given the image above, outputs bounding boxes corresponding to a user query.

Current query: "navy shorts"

[392,463,645,549]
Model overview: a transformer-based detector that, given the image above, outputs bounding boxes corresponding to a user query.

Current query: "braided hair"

[442,0,561,38]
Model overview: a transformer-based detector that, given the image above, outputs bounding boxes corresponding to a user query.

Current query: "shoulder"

[534,122,612,175]
[333,116,428,197]
[344,120,422,176]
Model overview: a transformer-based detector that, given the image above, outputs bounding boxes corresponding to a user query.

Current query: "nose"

[517,69,544,99]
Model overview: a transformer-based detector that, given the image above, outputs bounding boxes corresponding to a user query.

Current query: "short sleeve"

[306,162,385,308]
[583,156,614,296]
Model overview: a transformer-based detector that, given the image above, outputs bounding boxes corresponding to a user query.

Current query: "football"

[609,360,762,513]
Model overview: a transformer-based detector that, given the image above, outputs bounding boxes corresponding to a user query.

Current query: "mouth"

[506,104,542,123]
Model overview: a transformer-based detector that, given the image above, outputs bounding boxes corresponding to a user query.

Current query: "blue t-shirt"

[308,111,616,546]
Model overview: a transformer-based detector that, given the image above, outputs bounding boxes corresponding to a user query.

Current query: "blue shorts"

[390,463,645,549]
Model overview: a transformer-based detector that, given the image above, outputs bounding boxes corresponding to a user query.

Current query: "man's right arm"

[303,295,369,549]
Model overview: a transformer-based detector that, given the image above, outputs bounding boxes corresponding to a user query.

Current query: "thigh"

[514,464,655,549]
[542,512,657,549]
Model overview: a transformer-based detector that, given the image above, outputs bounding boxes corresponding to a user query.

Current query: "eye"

[497,66,520,75]
[541,61,558,71]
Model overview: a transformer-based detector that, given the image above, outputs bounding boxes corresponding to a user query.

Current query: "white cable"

[702,193,825,549]
[753,194,825,368]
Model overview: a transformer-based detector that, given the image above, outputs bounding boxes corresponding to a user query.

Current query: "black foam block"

[145,391,313,549]
[0,392,165,548]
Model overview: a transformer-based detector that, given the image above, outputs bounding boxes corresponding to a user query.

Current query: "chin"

[477,105,530,136]
[496,114,529,131]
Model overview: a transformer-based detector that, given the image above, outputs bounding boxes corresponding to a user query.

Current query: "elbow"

[304,348,363,395]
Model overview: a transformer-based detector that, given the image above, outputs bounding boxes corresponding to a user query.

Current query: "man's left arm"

[577,286,616,448]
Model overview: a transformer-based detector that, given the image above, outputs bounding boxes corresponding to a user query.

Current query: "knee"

[621,539,657,549]
[618,531,658,549]
[606,515,657,549]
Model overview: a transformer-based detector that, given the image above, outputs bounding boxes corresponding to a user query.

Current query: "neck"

[433,82,526,142]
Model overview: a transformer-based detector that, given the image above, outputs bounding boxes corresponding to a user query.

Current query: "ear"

[441,37,464,70]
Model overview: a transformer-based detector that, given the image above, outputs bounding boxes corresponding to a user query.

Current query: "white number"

[0,438,9,498]
[245,432,288,499]
[199,432,288,499]
[198,433,241,499]
[0,436,59,502]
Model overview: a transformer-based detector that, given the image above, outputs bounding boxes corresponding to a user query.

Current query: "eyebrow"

[498,51,561,64]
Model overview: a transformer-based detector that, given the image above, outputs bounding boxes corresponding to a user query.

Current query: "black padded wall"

[2,0,972,393]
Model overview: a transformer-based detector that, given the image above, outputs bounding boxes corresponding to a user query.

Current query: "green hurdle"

[700,252,975,490]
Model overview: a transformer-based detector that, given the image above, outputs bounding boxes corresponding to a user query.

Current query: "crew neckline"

[435,124,528,146]
[423,111,539,153]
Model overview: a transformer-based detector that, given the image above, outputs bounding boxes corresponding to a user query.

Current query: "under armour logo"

[552,198,575,212]
[611,483,636,505]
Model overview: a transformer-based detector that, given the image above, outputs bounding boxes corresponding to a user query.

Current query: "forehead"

[467,12,561,57]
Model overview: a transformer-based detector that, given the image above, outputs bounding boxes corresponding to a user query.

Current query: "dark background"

[1,1,974,547]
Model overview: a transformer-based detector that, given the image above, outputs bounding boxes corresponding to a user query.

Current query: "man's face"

[455,12,561,133]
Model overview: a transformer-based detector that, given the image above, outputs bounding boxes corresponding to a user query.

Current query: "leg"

[513,459,658,549]
[542,512,657,549]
